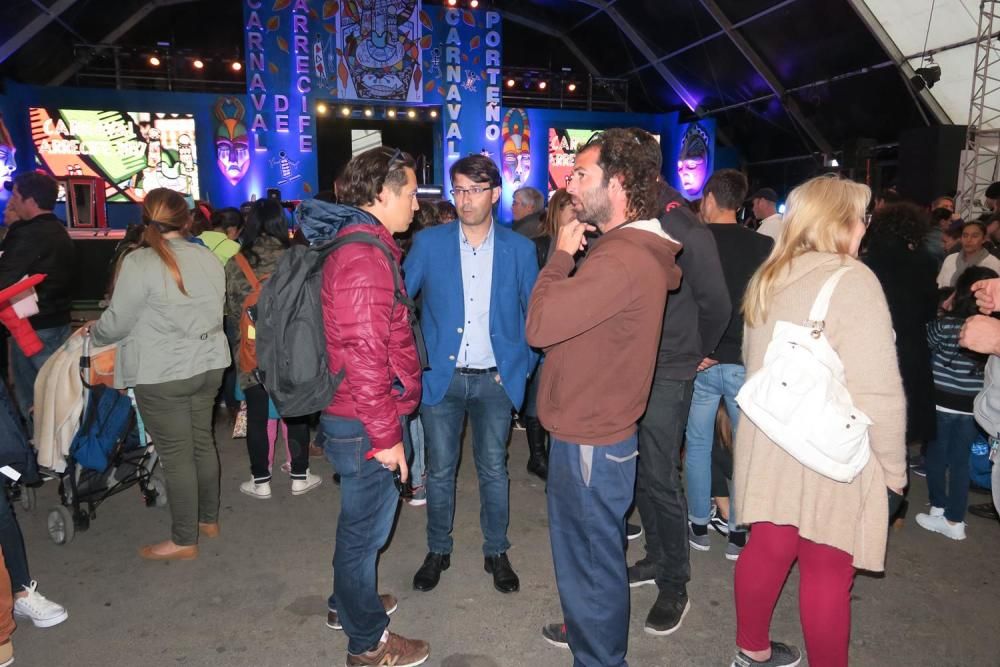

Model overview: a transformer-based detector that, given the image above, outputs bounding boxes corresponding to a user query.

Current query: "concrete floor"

[10,420,1000,667]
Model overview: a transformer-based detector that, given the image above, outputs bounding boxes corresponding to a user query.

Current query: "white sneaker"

[13,581,68,628]
[240,479,272,499]
[929,506,945,517]
[915,512,966,540]
[291,470,322,496]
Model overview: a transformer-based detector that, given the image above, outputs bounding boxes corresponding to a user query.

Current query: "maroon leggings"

[734,522,855,667]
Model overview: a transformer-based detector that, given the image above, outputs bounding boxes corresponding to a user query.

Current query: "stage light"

[567,83,577,92]
[192,59,204,70]
[538,81,547,90]
[364,108,373,117]
[387,109,397,118]
[231,61,243,71]
[341,106,351,116]
[447,0,456,5]
[470,0,479,7]
[149,56,161,67]
[506,78,516,88]
[407,109,417,119]
[317,103,328,115]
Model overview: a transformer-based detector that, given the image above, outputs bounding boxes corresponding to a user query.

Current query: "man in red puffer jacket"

[317,146,429,667]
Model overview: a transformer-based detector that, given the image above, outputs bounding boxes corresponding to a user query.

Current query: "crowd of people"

[0,127,998,667]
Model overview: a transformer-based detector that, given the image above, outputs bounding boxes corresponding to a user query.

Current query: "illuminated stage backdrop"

[30,107,200,202]
[243,1,501,202]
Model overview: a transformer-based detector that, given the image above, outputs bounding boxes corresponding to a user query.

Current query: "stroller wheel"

[47,506,75,545]
[151,477,168,508]
[21,487,36,511]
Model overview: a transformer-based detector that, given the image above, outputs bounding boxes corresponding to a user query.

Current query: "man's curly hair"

[868,202,931,248]
[580,127,662,221]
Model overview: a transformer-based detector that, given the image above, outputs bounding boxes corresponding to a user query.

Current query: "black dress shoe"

[413,552,450,591]
[484,552,520,593]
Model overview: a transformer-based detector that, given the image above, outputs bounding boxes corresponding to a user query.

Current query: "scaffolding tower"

[958,1,1000,217]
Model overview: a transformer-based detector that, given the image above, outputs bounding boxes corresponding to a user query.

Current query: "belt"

[457,366,498,375]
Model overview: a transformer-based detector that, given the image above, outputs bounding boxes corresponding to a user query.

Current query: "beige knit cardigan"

[734,252,907,572]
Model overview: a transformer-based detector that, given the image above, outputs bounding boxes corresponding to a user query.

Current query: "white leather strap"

[807,266,852,325]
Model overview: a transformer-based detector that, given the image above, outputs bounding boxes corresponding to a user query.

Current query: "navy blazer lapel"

[448,221,464,304]
[490,223,510,327]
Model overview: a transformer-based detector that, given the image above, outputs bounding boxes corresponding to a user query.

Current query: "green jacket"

[92,239,230,388]
[198,230,241,265]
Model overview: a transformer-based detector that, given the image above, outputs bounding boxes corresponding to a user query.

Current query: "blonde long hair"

[742,176,870,327]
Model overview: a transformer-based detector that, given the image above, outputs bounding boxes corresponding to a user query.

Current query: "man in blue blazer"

[403,155,539,595]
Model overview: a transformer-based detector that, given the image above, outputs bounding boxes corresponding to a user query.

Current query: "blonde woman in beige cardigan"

[730,176,907,667]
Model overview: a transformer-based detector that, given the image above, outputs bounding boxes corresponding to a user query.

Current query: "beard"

[573,185,613,229]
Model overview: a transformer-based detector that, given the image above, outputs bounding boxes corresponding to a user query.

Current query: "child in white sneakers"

[916,266,997,540]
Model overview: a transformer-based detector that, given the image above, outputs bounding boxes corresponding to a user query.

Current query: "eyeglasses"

[450,185,492,198]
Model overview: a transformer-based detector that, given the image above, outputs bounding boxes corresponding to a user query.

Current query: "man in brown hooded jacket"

[526,127,682,666]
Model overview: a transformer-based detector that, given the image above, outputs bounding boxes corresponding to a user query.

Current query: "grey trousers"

[134,369,224,546]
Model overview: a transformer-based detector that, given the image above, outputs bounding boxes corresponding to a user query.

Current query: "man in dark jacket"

[317,147,430,667]
[629,181,731,636]
[0,172,75,424]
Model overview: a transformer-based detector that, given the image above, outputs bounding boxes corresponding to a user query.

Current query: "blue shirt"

[458,221,496,369]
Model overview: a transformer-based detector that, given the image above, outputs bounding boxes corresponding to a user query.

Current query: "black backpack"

[254,231,425,417]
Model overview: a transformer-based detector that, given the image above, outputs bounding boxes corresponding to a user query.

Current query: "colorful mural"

[214,97,250,187]
[336,0,423,102]
[674,121,712,199]
[29,107,200,202]
[0,113,15,215]
[501,108,530,187]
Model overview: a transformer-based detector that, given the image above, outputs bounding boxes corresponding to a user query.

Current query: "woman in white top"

[937,220,1000,288]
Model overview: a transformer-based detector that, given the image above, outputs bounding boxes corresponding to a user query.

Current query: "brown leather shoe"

[139,541,198,561]
[346,631,429,666]
[327,593,398,630]
[199,522,220,538]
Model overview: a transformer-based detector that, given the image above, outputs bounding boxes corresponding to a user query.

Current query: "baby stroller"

[45,334,166,545]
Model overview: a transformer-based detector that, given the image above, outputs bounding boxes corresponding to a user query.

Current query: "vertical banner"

[243,0,321,202]
[0,110,16,219]
[423,6,502,198]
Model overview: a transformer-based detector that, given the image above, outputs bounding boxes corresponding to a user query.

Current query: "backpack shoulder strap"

[233,252,260,290]
[807,266,852,327]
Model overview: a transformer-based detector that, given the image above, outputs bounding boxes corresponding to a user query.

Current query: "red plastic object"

[0,274,47,357]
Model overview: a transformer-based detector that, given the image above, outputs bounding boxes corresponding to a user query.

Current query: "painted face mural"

[0,114,16,199]
[501,109,531,186]
[676,123,710,197]
[214,97,250,187]
[337,0,422,101]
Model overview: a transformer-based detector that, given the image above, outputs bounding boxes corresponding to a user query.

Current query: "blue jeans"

[11,324,70,429]
[401,414,426,488]
[320,415,400,655]
[684,363,744,527]
[926,409,980,522]
[548,436,637,667]
[420,369,513,556]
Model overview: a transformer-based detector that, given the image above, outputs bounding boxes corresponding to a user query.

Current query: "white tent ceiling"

[861,0,982,127]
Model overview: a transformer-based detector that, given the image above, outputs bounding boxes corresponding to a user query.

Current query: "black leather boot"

[525,416,548,480]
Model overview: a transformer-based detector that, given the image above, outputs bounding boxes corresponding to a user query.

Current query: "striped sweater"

[927,317,986,412]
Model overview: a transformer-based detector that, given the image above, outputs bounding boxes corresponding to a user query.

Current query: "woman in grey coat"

[90,188,230,561]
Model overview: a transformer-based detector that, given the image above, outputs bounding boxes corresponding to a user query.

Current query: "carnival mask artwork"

[0,114,16,193]
[214,97,250,187]
[501,109,531,186]
[676,123,710,196]
[339,0,421,101]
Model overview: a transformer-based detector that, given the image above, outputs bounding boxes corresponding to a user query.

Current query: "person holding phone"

[314,147,428,667]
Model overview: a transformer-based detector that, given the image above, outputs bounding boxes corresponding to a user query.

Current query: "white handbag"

[735,266,872,483]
